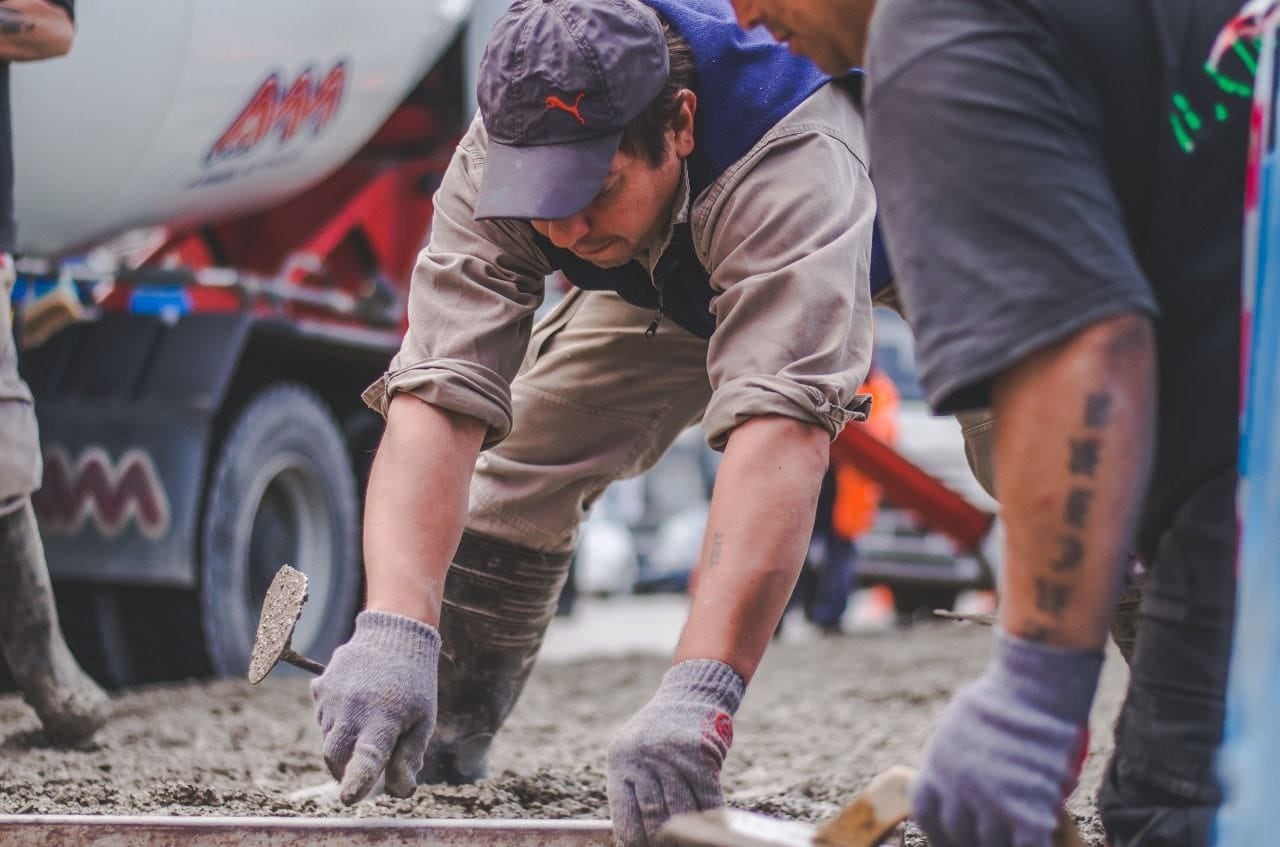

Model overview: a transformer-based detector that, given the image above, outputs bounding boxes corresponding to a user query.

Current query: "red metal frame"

[830,424,994,553]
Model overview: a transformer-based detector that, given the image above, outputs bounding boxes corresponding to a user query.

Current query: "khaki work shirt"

[365,82,876,451]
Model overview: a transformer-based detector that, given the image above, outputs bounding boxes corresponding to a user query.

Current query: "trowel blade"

[661,809,829,847]
[662,765,912,847]
[247,564,310,684]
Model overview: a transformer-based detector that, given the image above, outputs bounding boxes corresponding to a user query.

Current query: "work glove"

[607,659,744,847]
[311,610,441,804]
[911,630,1101,847]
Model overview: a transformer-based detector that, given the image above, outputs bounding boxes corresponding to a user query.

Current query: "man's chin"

[574,246,631,268]
[791,40,854,75]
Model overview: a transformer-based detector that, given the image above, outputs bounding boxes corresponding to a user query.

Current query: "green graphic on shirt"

[1172,37,1258,153]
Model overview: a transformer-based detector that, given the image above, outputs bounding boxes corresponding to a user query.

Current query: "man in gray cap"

[310,0,880,841]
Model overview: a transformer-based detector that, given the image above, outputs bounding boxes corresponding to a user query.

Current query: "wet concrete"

[0,616,1125,846]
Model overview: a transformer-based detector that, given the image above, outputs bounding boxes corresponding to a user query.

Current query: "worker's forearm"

[0,0,73,61]
[362,393,487,627]
[992,313,1156,649]
[674,415,829,682]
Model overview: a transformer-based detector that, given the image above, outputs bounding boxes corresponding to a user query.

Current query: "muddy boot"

[420,530,571,784]
[0,500,110,744]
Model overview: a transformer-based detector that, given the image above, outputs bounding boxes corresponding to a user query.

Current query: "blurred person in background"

[0,0,109,744]
[791,363,899,634]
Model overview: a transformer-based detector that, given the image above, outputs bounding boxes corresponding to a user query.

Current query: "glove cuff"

[353,609,442,665]
[989,630,1103,722]
[658,659,745,714]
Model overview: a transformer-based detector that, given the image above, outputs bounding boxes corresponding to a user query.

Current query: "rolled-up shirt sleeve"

[361,118,551,448]
[697,89,876,450]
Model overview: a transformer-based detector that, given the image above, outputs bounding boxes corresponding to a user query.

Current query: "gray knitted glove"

[911,631,1102,847]
[607,659,745,847]
[311,610,441,804]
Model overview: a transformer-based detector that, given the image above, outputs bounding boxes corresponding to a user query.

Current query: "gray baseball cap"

[473,0,670,221]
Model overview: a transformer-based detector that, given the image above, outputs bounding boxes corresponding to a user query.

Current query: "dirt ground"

[0,613,1127,846]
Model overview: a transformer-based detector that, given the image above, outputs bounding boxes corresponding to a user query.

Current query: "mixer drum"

[11,0,470,257]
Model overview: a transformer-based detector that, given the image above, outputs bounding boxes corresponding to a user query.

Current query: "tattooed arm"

[991,313,1157,649]
[674,415,829,681]
[0,0,73,62]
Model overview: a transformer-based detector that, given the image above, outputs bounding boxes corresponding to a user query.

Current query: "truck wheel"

[50,583,140,688]
[892,586,959,626]
[199,385,359,677]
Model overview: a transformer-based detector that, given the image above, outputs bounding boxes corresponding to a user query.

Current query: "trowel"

[660,766,1085,847]
[247,564,326,684]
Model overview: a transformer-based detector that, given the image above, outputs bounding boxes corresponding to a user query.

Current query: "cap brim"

[474,131,622,221]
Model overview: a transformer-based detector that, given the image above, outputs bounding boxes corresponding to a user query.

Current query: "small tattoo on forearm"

[1034,578,1072,617]
[1064,488,1093,529]
[1068,438,1101,476]
[1084,392,1113,428]
[707,532,724,570]
[1052,535,1085,572]
[0,10,34,36]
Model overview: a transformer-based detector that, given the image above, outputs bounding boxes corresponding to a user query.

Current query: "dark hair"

[618,17,696,166]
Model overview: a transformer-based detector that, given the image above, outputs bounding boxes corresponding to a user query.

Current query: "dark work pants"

[1097,469,1237,846]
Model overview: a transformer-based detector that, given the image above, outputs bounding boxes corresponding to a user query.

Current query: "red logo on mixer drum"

[206,61,347,165]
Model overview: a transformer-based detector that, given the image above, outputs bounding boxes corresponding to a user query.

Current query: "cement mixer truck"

[9,0,473,687]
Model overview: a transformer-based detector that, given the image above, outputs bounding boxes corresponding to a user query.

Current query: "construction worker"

[309,0,882,842]
[731,0,1250,845]
[0,0,109,745]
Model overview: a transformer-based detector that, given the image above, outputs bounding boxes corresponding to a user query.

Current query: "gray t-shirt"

[865,0,1248,542]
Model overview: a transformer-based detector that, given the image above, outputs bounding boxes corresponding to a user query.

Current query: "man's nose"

[544,214,590,249]
[731,0,763,30]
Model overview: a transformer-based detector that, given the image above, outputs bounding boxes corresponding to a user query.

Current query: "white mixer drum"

[11,0,471,257]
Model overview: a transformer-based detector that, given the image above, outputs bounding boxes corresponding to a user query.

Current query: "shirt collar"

[638,161,691,274]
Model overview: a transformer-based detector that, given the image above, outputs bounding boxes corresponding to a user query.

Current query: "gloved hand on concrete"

[311,610,441,804]
[911,630,1102,847]
[607,658,744,847]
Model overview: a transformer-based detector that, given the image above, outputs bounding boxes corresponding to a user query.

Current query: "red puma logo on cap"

[545,92,586,125]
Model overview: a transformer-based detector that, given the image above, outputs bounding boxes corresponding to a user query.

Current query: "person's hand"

[607,659,744,847]
[311,610,441,804]
[911,631,1102,847]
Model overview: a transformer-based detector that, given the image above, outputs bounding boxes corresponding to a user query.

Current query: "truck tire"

[199,384,360,678]
[51,583,146,689]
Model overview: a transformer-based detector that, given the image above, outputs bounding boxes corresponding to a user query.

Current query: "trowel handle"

[282,649,326,676]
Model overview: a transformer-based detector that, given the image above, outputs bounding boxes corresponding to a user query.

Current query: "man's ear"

[672,89,697,159]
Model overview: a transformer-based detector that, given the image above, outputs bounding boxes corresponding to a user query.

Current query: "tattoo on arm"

[1052,535,1085,572]
[707,532,724,571]
[1068,438,1101,476]
[1064,488,1093,529]
[1034,577,1071,616]
[1030,390,1116,632]
[0,9,34,37]
[1084,392,1113,428]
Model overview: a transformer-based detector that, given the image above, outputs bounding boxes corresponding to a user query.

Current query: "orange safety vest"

[831,369,900,540]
